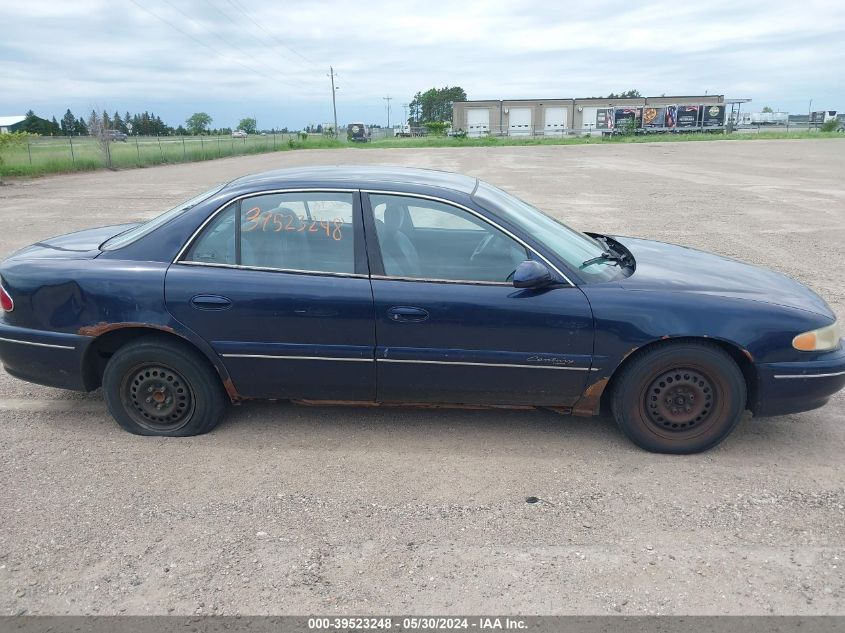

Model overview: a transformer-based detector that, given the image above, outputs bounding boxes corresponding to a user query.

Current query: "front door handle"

[387,306,429,323]
[190,294,232,311]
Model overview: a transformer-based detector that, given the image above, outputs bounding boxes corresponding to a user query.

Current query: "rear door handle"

[190,294,232,311]
[387,306,429,323]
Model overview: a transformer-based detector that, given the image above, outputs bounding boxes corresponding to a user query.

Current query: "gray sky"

[2,0,844,129]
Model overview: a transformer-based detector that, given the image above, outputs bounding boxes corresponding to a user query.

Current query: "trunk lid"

[7,224,139,260]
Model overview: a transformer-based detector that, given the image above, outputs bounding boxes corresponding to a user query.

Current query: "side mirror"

[513,260,553,289]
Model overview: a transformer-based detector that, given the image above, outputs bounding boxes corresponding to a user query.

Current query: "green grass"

[0,134,345,178]
[1,130,842,178]
[362,129,843,149]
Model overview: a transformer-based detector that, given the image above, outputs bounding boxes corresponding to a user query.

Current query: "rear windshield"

[101,185,225,251]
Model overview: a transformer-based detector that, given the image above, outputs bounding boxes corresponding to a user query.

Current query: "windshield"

[101,185,225,250]
[473,182,622,282]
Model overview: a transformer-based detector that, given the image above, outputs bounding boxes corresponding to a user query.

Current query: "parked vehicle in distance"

[394,124,412,137]
[347,122,369,142]
[738,112,789,126]
[0,167,842,453]
[231,130,248,138]
[105,130,128,142]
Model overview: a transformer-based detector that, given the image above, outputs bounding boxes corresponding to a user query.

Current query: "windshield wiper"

[580,250,624,269]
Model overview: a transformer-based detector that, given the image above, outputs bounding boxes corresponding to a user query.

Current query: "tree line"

[16,109,269,137]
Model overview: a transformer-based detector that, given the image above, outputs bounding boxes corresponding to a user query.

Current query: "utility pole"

[383,96,392,128]
[808,98,813,131]
[402,103,409,126]
[328,66,339,138]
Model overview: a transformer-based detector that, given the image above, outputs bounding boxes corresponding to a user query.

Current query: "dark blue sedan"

[0,167,842,453]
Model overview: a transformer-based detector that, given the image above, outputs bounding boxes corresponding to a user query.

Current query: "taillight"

[0,284,13,312]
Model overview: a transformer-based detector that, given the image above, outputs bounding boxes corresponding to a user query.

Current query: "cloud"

[1,0,843,127]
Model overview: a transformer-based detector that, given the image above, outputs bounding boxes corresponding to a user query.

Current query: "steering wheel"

[469,233,496,262]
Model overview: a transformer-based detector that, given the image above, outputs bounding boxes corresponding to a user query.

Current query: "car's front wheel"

[610,341,746,454]
[102,337,226,436]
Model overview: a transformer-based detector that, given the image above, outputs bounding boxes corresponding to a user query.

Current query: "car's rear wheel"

[102,337,226,436]
[610,341,746,454]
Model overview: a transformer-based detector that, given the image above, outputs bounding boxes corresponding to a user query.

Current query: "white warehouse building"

[453,95,747,136]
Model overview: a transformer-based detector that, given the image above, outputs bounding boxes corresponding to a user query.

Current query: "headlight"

[793,320,842,352]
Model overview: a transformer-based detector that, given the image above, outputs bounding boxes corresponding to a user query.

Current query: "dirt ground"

[0,139,843,616]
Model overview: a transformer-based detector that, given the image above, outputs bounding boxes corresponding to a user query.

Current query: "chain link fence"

[0,133,308,175]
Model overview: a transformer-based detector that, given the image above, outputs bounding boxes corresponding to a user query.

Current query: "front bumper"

[754,341,845,416]
[0,322,91,391]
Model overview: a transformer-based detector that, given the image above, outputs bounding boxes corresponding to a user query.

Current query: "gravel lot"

[0,139,843,616]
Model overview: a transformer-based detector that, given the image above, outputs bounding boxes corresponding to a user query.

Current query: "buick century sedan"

[0,167,842,453]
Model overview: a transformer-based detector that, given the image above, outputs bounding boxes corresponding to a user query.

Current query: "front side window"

[369,194,527,283]
[472,182,621,282]
[183,191,356,274]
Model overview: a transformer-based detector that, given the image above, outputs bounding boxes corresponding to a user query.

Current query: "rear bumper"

[0,322,91,391]
[754,342,845,416]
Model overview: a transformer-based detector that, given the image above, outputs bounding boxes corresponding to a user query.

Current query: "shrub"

[423,121,449,136]
[820,118,838,132]
[619,118,639,136]
[0,132,31,183]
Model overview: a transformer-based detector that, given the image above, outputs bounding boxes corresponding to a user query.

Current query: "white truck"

[738,111,788,126]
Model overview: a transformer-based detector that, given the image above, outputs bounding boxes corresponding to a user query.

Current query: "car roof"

[226,165,479,195]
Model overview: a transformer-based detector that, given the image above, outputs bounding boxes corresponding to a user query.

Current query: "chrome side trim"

[221,354,373,362]
[773,371,845,379]
[361,189,575,287]
[377,358,595,371]
[178,261,368,279]
[0,336,75,350]
[370,274,510,287]
[173,188,358,263]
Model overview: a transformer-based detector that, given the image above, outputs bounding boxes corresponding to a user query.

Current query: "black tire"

[102,337,227,436]
[610,341,746,454]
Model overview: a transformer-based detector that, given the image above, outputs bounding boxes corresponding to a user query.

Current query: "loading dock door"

[466,108,490,137]
[508,107,532,136]
[544,107,567,135]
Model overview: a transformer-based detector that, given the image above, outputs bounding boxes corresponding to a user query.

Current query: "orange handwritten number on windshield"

[242,207,261,231]
[260,211,273,231]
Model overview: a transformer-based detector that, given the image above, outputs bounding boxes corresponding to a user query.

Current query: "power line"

[203,0,316,74]
[126,0,292,85]
[224,0,321,70]
[156,0,307,87]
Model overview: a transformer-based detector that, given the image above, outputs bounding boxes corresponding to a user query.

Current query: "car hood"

[7,223,139,260]
[611,236,835,319]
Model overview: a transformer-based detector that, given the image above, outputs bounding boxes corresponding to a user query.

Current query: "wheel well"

[599,337,758,415]
[82,328,220,392]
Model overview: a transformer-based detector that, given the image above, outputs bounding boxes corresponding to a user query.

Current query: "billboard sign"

[613,108,641,129]
[595,108,613,130]
[676,105,700,128]
[664,105,677,128]
[642,107,666,128]
[701,105,725,127]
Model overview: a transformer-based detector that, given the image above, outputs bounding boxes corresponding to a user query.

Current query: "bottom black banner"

[1,616,844,633]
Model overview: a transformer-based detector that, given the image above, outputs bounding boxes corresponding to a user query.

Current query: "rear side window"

[183,203,237,264]
[183,192,356,274]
